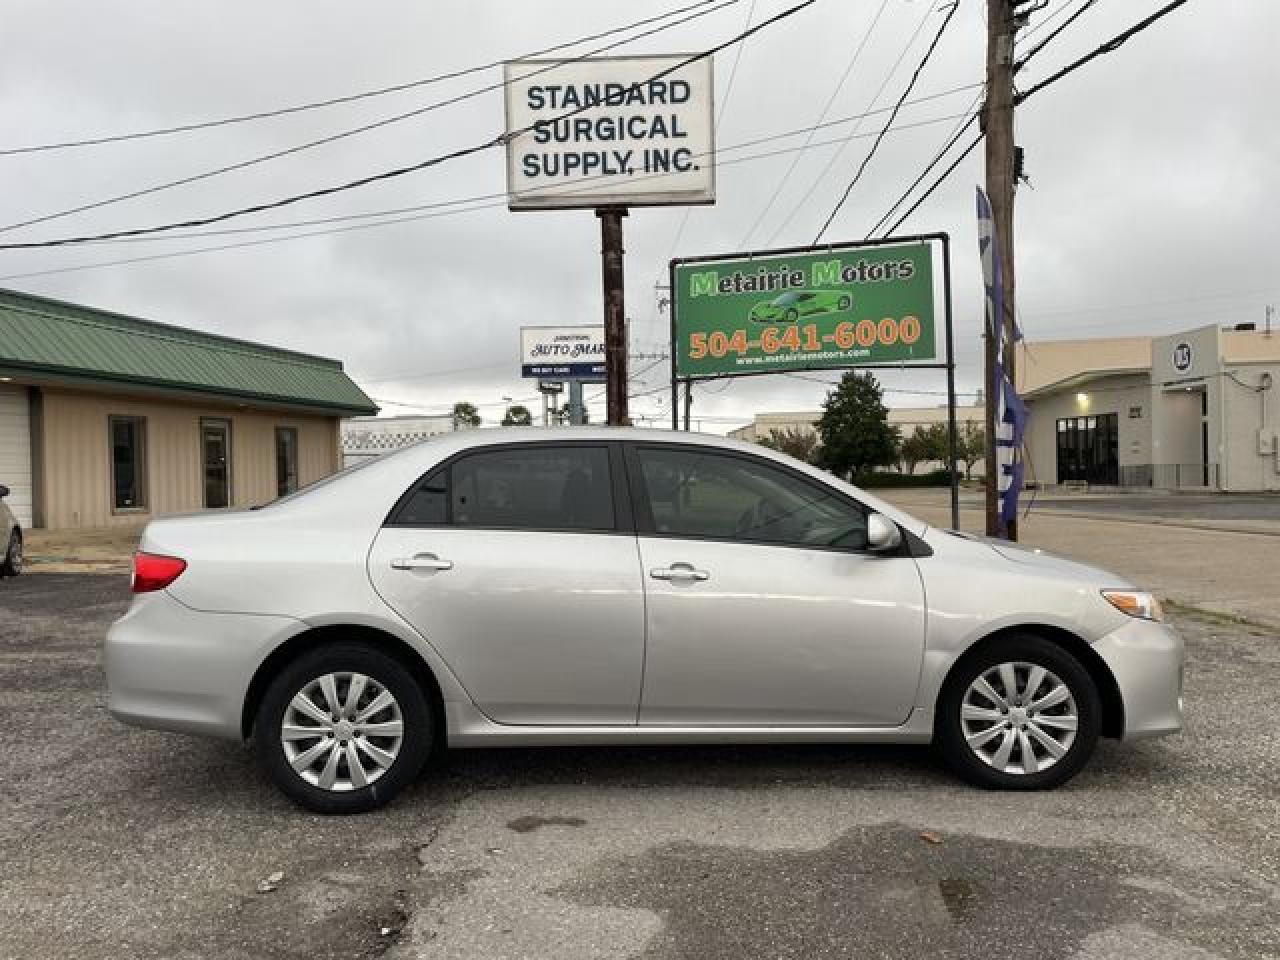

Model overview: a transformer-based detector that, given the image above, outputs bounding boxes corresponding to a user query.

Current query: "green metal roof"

[0,287,377,415]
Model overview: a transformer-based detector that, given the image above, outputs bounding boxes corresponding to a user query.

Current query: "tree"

[451,402,482,430]
[957,420,986,479]
[815,372,899,479]
[501,405,533,426]
[758,427,819,464]
[899,423,949,474]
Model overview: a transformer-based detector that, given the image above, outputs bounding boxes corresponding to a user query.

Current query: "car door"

[627,443,925,727]
[367,442,645,725]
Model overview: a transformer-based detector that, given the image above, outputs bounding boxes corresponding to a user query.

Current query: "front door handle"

[391,553,453,572]
[650,563,709,582]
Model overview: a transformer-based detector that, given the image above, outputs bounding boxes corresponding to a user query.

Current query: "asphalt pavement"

[2,574,1278,960]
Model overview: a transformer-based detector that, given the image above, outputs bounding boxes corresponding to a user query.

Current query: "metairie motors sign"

[502,55,714,210]
[672,242,936,378]
[521,326,606,380]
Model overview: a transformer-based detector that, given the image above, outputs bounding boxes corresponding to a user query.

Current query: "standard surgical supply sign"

[503,55,714,209]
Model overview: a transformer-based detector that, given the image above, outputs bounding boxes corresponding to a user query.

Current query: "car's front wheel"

[936,634,1101,789]
[1,529,21,577]
[255,643,434,813]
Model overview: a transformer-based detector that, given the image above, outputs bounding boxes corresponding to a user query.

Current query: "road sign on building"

[520,325,606,380]
[671,241,936,378]
[503,54,715,210]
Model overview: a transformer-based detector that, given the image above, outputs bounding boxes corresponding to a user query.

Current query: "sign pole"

[598,207,629,426]
[568,380,585,426]
[683,380,693,431]
[669,260,680,430]
[941,234,960,531]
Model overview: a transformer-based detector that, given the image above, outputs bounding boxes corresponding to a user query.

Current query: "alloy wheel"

[960,661,1078,775]
[280,672,404,792]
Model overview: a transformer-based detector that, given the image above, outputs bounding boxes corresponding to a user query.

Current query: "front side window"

[389,445,614,531]
[110,416,148,510]
[635,447,868,550]
[275,427,299,497]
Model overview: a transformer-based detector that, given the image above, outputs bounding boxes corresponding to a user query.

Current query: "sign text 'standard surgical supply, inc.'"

[503,56,714,209]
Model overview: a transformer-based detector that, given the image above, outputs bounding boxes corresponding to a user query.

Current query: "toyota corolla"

[105,429,1183,813]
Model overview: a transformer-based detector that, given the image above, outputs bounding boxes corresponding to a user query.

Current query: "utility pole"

[598,207,629,426]
[983,0,1023,539]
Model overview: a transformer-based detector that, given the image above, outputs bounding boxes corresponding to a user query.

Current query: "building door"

[201,419,232,508]
[0,385,33,527]
[1056,413,1118,485]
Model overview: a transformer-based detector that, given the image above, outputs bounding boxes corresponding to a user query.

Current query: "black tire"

[935,634,1101,790]
[784,308,799,323]
[254,643,434,814]
[837,295,852,310]
[1,529,21,577]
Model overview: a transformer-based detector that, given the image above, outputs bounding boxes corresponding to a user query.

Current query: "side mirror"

[0,484,9,499]
[866,512,902,552]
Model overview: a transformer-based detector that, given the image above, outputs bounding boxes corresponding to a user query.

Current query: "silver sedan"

[105,429,1183,813]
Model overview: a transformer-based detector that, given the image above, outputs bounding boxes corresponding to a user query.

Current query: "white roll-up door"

[0,384,33,528]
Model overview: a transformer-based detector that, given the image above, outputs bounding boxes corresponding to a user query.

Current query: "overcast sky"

[2,0,1276,430]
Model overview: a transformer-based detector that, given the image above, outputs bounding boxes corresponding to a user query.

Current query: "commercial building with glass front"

[1018,323,1279,492]
[0,287,376,530]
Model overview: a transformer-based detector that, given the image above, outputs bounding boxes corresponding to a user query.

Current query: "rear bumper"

[104,591,302,740]
[1093,617,1185,740]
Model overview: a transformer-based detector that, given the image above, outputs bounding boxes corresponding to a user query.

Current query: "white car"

[106,429,1184,813]
[0,484,21,577]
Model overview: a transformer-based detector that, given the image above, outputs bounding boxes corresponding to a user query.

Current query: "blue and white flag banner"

[977,187,1030,530]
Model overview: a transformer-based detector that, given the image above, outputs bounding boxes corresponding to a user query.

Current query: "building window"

[275,427,299,497]
[1055,413,1118,485]
[109,416,148,511]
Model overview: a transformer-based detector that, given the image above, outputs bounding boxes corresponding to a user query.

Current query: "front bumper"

[1093,617,1185,740]
[105,590,303,740]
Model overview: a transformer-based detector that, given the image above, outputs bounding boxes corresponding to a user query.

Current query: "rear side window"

[388,446,615,531]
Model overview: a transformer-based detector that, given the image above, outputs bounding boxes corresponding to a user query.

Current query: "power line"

[34,84,970,249]
[0,108,973,282]
[863,106,979,239]
[883,132,983,236]
[1015,0,1098,67]
[737,0,891,248]
[883,0,1193,237]
[665,0,759,261]
[760,0,939,246]
[0,0,726,157]
[0,0,818,251]
[0,0,744,238]
[1015,0,1190,104]
[866,0,1090,241]
[811,0,960,244]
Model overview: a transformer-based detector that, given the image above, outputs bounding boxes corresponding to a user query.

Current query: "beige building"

[0,288,376,529]
[1018,323,1279,492]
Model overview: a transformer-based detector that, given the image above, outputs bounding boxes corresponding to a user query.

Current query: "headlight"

[1101,589,1164,621]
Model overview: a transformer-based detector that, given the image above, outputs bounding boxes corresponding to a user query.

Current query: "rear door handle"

[391,553,453,572]
[650,563,709,582]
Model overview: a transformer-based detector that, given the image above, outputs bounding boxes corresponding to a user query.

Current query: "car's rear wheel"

[784,308,799,322]
[255,643,433,814]
[936,634,1100,789]
[1,529,21,577]
[837,295,852,309]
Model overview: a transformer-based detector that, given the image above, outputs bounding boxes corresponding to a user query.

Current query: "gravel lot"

[2,574,1277,960]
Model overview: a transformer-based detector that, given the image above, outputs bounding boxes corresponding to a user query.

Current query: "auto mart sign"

[671,242,936,378]
[520,326,606,380]
[503,54,715,210]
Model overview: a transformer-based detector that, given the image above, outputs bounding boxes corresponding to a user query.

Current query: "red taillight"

[131,552,187,593]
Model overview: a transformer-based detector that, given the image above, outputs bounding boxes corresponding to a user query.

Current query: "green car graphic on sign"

[748,289,853,323]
